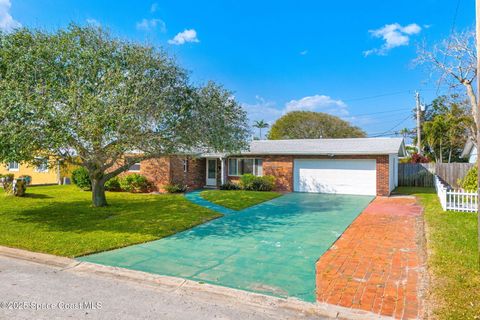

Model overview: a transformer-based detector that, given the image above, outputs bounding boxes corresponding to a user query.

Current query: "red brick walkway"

[316,196,423,319]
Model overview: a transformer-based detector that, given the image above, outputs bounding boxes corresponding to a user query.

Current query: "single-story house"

[0,157,62,185]
[461,138,477,163]
[132,137,406,196]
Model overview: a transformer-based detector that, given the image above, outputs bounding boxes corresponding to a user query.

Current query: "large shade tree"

[267,111,366,140]
[421,95,472,163]
[0,25,250,207]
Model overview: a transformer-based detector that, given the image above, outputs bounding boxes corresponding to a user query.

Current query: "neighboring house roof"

[202,137,406,157]
[461,138,476,158]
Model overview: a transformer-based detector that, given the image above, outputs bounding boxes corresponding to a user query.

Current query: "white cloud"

[168,29,199,45]
[136,18,166,32]
[364,23,422,56]
[284,95,349,117]
[86,18,101,27]
[0,0,20,32]
[242,94,350,127]
[242,96,282,125]
[150,3,158,13]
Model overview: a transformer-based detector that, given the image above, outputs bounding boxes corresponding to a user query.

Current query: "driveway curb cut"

[0,245,393,320]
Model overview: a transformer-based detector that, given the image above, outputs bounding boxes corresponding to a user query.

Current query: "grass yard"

[200,190,281,210]
[397,187,480,319]
[0,185,221,257]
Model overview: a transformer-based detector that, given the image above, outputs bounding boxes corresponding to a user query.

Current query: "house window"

[228,158,263,176]
[241,159,254,175]
[35,158,48,173]
[255,159,263,176]
[228,158,239,176]
[183,159,188,173]
[8,161,19,172]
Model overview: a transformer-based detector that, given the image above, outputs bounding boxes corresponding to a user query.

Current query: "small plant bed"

[0,185,221,257]
[396,187,480,319]
[200,190,281,210]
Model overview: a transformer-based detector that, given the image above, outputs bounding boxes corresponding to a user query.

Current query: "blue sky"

[1,0,475,137]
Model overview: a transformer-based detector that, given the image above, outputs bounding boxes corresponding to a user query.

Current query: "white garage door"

[293,159,377,196]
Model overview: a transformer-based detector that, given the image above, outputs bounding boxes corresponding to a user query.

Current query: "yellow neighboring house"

[0,158,61,185]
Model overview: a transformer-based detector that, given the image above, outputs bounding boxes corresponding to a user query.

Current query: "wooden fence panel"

[434,163,474,188]
[398,163,435,187]
[398,163,473,188]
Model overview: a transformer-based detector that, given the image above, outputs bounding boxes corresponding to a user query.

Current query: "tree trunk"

[91,178,108,207]
[466,82,478,144]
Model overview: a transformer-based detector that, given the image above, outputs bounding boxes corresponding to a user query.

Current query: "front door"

[206,159,217,186]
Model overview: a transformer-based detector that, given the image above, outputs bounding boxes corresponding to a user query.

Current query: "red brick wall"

[170,156,206,190]
[375,155,390,196]
[226,154,391,196]
[263,156,294,191]
[137,157,171,191]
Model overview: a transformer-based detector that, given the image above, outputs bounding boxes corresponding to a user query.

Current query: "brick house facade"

[120,139,404,196]
[122,156,206,192]
[225,155,391,196]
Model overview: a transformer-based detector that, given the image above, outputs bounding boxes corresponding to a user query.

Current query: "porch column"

[220,158,225,185]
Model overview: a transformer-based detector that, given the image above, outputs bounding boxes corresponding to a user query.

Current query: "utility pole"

[415,91,422,155]
[475,0,480,268]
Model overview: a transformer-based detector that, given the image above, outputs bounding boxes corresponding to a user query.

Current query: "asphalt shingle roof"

[239,138,405,156]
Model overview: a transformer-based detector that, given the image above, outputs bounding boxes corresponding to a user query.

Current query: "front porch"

[204,156,227,188]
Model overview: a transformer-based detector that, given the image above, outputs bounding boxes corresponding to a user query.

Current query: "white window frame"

[228,158,239,176]
[8,161,19,172]
[183,159,188,173]
[227,158,263,177]
[255,159,263,176]
[35,158,49,173]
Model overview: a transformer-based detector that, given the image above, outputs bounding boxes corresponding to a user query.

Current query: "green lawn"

[200,190,281,210]
[0,185,221,257]
[396,187,480,319]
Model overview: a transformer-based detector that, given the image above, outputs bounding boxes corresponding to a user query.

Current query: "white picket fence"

[434,175,477,212]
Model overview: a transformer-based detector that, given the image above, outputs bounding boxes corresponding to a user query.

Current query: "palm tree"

[253,120,269,139]
[398,127,412,140]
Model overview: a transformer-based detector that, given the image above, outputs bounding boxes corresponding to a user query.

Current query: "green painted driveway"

[79,191,373,301]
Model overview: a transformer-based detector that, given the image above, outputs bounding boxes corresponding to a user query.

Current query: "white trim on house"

[206,158,217,186]
[7,161,19,172]
[227,158,263,177]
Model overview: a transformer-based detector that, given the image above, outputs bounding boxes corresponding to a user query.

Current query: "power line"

[368,115,412,137]
[343,90,413,102]
[348,107,412,118]
[342,87,450,104]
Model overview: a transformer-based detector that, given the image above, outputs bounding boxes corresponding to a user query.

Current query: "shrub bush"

[71,167,92,191]
[18,175,32,185]
[105,176,121,191]
[251,175,276,191]
[220,181,241,190]
[239,174,256,190]
[239,174,276,191]
[0,175,27,196]
[164,183,187,193]
[460,165,477,191]
[120,174,151,193]
[410,153,430,163]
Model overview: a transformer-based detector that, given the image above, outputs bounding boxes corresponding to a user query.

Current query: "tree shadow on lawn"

[11,197,221,238]
[24,193,53,199]
[173,193,370,240]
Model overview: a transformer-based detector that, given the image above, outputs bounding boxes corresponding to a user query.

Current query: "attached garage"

[293,159,377,196]
[221,138,407,197]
